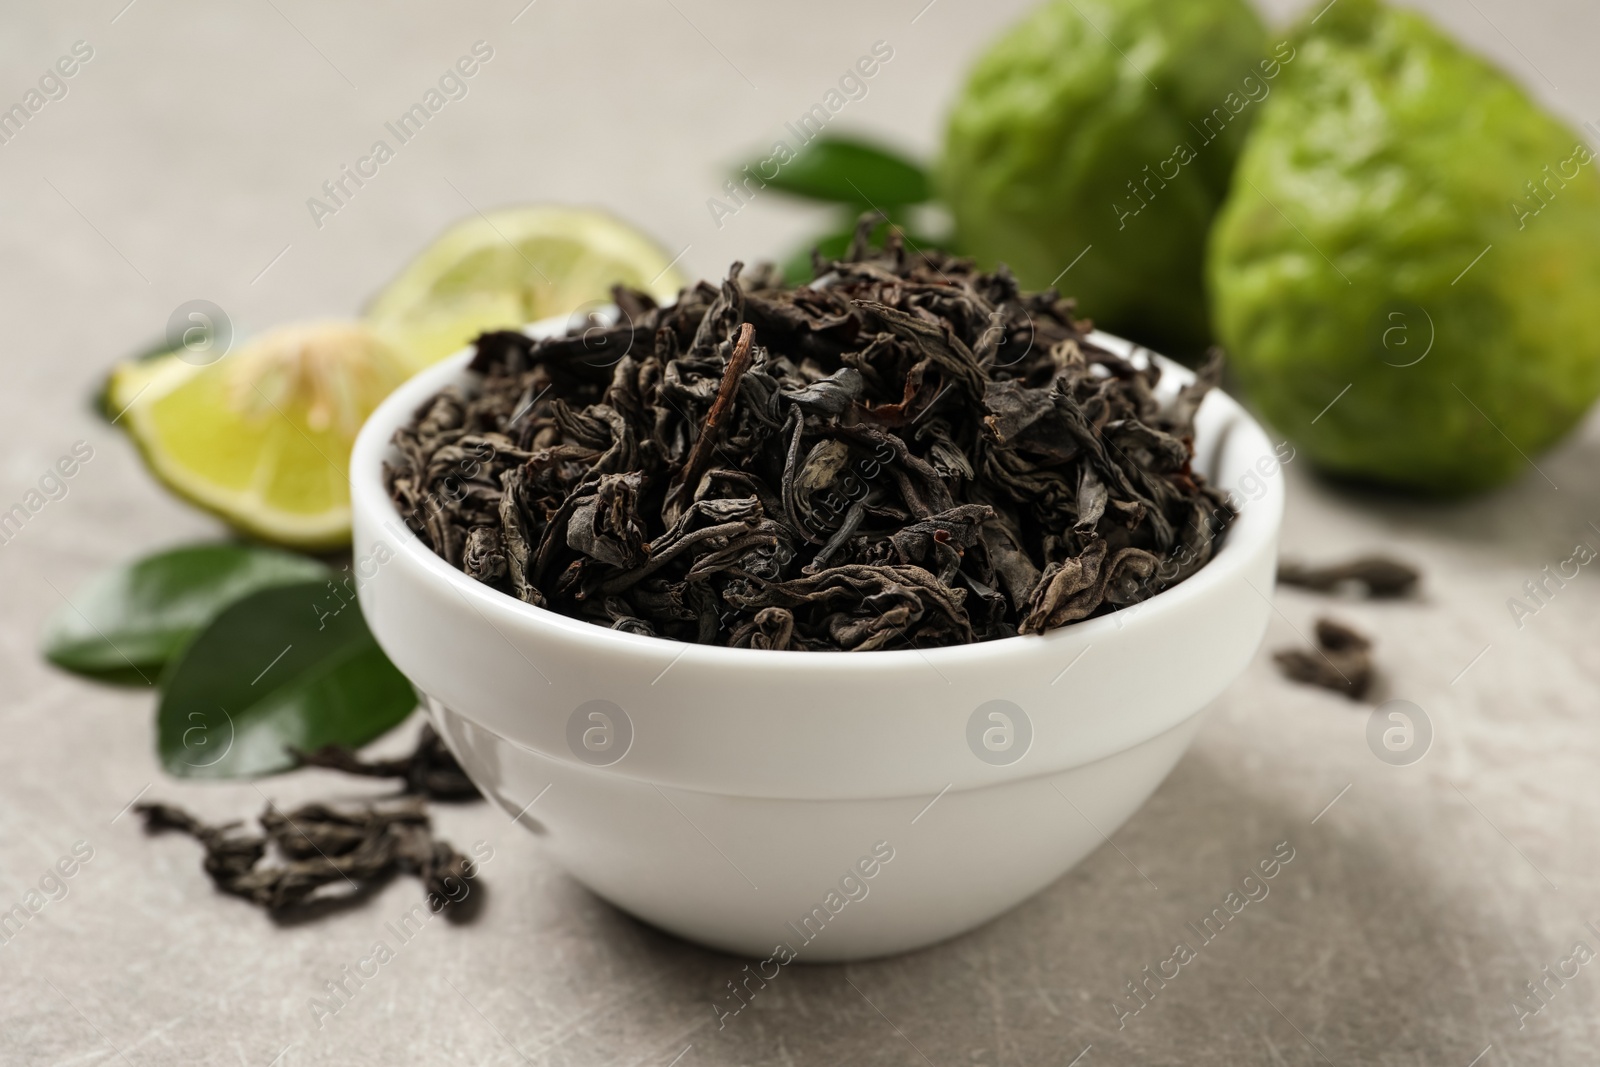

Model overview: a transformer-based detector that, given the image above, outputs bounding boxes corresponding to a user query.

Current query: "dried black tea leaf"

[295,724,481,801]
[1273,616,1375,700]
[136,797,475,914]
[1279,555,1420,599]
[387,216,1236,650]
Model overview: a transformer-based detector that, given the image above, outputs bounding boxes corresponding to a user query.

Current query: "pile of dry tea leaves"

[138,726,483,915]
[387,220,1235,650]
[137,798,473,913]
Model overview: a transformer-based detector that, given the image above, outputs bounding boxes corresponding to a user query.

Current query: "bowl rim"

[350,320,1285,672]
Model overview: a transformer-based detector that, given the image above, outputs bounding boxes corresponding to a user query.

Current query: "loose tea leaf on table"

[136,796,475,915]
[1273,616,1375,700]
[1279,555,1420,599]
[296,724,482,801]
[387,216,1236,651]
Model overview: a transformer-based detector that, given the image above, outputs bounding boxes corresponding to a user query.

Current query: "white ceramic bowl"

[351,323,1284,961]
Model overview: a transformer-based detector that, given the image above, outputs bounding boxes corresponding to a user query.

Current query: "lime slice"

[108,321,410,550]
[366,206,686,368]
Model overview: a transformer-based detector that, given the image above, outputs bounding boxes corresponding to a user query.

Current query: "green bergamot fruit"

[1208,0,1600,494]
[941,0,1273,355]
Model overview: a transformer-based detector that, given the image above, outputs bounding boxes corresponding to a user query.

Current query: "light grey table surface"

[4,1,1599,1064]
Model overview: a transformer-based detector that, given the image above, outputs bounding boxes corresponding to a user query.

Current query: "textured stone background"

[3,1,1598,1064]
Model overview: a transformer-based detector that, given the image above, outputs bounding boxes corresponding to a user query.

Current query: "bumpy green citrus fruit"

[1208,0,1600,494]
[941,0,1271,355]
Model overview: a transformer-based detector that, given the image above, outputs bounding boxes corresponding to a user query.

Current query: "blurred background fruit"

[1208,0,1600,494]
[940,0,1268,357]
[366,205,686,370]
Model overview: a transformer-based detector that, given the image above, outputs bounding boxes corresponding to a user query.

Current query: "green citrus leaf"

[43,543,330,683]
[157,580,415,778]
[748,135,929,207]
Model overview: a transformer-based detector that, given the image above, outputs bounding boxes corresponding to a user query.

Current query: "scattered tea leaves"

[296,724,481,801]
[1279,555,1420,598]
[136,797,474,914]
[387,216,1235,651]
[157,580,415,778]
[1274,616,1375,700]
[42,543,329,683]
